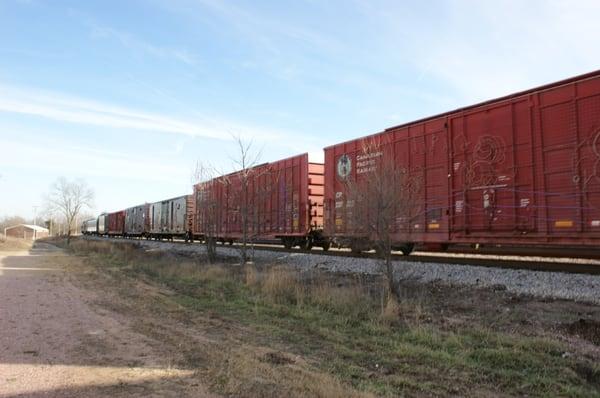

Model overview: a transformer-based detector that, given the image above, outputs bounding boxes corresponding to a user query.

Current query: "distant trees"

[45,177,94,243]
[0,215,27,238]
[0,215,26,231]
[344,140,422,298]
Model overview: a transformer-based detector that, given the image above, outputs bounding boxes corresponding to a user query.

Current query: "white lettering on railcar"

[455,200,464,213]
[356,151,383,161]
[356,151,383,174]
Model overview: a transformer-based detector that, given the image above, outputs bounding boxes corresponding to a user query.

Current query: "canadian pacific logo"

[336,154,351,179]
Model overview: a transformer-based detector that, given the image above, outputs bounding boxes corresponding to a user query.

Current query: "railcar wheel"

[282,238,293,250]
[299,239,313,251]
[350,245,362,254]
[375,246,389,256]
[321,242,331,252]
[400,243,414,256]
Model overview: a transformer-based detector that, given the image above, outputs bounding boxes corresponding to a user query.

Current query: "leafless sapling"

[344,140,422,298]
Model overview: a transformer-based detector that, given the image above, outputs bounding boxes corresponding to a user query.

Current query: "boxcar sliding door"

[449,98,535,239]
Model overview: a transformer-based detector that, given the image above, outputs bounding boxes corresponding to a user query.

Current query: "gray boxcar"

[81,219,97,235]
[97,213,108,235]
[148,195,193,239]
[125,203,149,237]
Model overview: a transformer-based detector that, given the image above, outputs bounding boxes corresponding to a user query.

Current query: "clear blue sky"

[1,0,599,219]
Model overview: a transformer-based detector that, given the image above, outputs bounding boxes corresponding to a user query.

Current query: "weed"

[64,238,600,398]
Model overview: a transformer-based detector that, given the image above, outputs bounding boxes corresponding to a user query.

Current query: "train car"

[124,203,149,238]
[81,218,97,235]
[107,210,126,236]
[324,70,600,253]
[97,213,108,235]
[193,153,328,249]
[148,195,194,240]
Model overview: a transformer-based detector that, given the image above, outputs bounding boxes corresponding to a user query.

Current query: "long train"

[82,70,600,255]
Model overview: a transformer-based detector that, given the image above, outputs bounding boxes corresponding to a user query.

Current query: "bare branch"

[44,177,94,243]
[344,138,422,299]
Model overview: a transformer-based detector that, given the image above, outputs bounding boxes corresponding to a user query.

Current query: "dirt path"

[0,243,213,398]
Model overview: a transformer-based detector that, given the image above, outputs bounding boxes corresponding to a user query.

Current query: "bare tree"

[344,140,422,298]
[191,161,221,263]
[0,215,27,233]
[0,215,27,240]
[45,177,94,244]
[193,137,281,265]
[230,135,264,264]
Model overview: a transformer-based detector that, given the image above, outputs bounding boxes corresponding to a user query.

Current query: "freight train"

[82,70,600,255]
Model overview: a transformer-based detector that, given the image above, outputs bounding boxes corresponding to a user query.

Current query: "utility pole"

[33,205,38,226]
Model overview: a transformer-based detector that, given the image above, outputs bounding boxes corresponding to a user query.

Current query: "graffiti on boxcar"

[429,133,439,154]
[410,135,426,155]
[451,132,513,228]
[460,135,511,189]
[572,126,600,199]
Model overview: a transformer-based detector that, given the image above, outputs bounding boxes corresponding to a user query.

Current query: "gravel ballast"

[89,237,600,305]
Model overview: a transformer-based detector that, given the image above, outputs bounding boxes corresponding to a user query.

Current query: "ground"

[1,238,600,397]
[0,242,212,397]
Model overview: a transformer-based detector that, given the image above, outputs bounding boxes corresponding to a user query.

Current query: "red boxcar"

[107,210,126,236]
[193,153,327,249]
[324,70,600,252]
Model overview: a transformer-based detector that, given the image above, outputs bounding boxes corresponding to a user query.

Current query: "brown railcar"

[324,70,600,253]
[107,210,126,236]
[193,153,327,249]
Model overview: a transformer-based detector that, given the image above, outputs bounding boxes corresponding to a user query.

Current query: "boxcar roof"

[150,194,190,204]
[324,68,600,150]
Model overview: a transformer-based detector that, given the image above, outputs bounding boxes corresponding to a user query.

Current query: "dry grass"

[260,266,300,303]
[0,238,33,251]
[212,345,374,398]
[311,279,366,313]
[242,265,372,316]
[197,265,230,281]
[244,264,260,287]
[59,238,600,398]
[63,239,376,396]
[380,295,401,325]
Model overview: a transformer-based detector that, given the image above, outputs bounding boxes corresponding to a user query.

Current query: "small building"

[4,224,49,241]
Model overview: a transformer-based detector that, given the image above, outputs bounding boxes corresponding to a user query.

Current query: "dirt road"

[0,243,211,397]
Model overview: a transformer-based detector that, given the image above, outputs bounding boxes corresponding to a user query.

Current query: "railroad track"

[239,243,600,275]
[83,236,600,276]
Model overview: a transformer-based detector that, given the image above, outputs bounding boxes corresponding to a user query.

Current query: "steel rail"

[82,236,600,276]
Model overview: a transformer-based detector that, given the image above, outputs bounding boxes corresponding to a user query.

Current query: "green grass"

[69,240,600,397]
